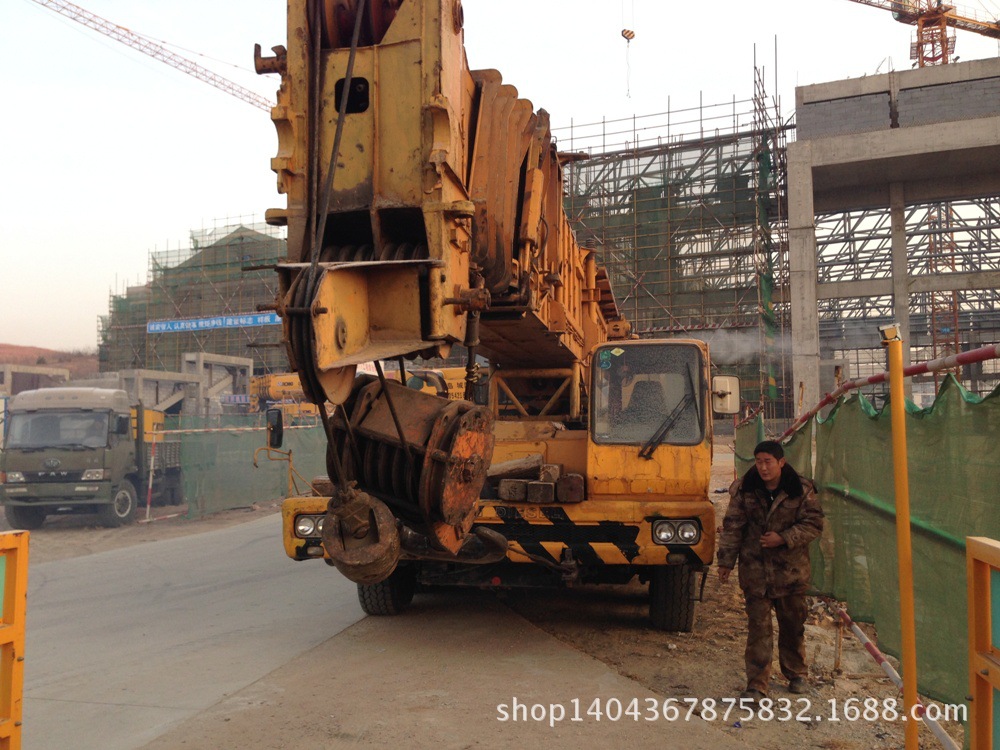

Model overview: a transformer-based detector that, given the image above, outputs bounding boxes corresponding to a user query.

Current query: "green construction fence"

[735,374,1000,705]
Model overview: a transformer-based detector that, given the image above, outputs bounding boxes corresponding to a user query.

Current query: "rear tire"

[5,505,46,530]
[357,564,417,616]
[98,479,138,527]
[649,564,697,632]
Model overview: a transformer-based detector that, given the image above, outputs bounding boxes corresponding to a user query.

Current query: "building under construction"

[561,71,793,418]
[790,57,1000,410]
[99,221,287,375]
[98,62,1000,419]
[562,61,1000,419]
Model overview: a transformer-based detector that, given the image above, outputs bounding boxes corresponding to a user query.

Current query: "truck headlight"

[294,515,325,538]
[1,472,25,483]
[81,469,109,481]
[676,521,700,544]
[652,519,701,545]
[652,520,675,543]
[295,516,316,537]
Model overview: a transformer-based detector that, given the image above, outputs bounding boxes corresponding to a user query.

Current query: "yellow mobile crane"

[255,0,739,631]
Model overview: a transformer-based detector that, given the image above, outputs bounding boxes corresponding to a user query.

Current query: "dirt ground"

[14,445,966,749]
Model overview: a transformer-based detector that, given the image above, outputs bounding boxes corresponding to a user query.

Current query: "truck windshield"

[5,411,110,450]
[591,343,704,446]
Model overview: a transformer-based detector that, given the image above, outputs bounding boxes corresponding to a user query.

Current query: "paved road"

[22,514,364,750]
[23,512,749,750]
[142,590,750,750]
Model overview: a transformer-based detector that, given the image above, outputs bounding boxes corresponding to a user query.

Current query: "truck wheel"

[649,564,696,632]
[99,479,138,527]
[5,506,46,530]
[357,564,417,616]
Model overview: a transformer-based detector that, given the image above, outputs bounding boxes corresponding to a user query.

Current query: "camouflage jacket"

[716,468,824,599]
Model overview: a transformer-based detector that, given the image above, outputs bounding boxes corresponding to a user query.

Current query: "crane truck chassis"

[255,0,740,631]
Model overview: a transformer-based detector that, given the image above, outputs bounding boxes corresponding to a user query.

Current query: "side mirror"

[266,408,284,449]
[711,376,740,415]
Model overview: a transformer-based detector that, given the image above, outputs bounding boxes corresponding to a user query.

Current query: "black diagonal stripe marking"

[482,509,641,565]
[569,541,605,567]
[599,521,641,562]
[541,507,572,523]
[494,507,559,564]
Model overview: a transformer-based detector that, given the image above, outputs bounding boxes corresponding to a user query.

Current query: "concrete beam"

[817,279,892,300]
[817,270,1000,300]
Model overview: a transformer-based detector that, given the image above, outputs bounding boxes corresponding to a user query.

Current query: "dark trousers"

[744,593,808,694]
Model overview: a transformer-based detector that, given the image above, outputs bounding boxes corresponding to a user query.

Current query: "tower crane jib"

[30,0,274,111]
[845,0,1000,66]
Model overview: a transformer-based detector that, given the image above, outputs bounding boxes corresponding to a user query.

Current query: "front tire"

[99,479,138,527]
[5,505,47,530]
[357,564,417,616]
[649,564,697,632]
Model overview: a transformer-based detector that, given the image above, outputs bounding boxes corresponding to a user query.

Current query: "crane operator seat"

[619,380,665,427]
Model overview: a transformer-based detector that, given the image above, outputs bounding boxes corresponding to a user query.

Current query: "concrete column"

[787,143,821,415]
[889,182,913,398]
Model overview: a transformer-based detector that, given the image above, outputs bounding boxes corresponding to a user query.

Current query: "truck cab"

[464,339,734,631]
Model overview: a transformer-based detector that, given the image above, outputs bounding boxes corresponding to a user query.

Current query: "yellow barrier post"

[882,327,920,749]
[967,536,1000,749]
[0,531,29,750]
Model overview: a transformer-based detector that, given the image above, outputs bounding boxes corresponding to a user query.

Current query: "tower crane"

[845,0,1000,66]
[29,0,274,111]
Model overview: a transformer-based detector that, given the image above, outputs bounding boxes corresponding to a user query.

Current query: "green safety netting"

[733,413,812,479]
[734,413,766,478]
[736,375,1000,705]
[167,415,328,517]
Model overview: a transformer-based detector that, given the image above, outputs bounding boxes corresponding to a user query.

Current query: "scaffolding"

[559,82,793,417]
[815,197,1000,403]
[99,218,288,375]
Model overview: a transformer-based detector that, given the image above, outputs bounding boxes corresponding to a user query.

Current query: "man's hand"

[760,531,786,549]
[718,566,733,583]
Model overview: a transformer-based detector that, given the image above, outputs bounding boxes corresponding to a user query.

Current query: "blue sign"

[147,312,281,334]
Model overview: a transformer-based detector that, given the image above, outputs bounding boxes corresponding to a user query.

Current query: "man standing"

[717,440,824,700]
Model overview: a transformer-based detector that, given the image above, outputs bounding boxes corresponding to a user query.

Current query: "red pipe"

[778,343,1000,442]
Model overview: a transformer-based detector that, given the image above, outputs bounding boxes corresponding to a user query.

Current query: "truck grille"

[25,471,85,483]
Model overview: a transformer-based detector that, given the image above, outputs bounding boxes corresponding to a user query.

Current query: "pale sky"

[3,0,1000,351]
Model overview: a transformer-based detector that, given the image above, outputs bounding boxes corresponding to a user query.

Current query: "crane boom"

[30,0,274,111]
[847,0,1000,36]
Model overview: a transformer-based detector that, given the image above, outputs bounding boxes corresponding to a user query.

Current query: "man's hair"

[753,440,784,460]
